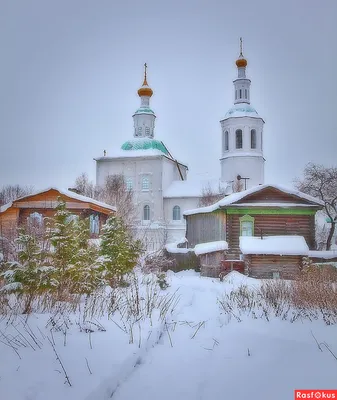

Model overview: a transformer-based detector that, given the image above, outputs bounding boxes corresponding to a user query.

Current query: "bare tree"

[295,162,337,250]
[100,174,136,227]
[73,173,136,228]
[73,173,101,199]
[0,184,34,207]
[198,182,227,207]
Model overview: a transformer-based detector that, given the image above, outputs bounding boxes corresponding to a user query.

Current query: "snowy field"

[0,270,336,400]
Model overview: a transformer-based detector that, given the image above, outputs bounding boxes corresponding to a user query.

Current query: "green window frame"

[240,214,255,236]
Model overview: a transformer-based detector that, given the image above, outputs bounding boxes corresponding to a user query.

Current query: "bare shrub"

[219,269,337,325]
[142,252,176,274]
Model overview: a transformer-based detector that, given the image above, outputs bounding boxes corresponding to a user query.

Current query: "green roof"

[121,139,169,155]
[133,107,155,115]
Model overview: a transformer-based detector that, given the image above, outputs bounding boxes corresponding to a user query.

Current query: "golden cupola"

[137,63,153,97]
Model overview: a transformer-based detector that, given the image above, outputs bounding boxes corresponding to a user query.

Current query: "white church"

[95,42,265,249]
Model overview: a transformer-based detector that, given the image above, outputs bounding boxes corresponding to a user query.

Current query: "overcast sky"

[0,0,336,191]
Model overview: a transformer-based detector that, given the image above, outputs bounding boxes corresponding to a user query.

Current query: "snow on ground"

[0,271,336,400]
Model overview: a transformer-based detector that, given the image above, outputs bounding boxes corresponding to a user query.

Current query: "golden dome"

[137,78,153,97]
[236,57,247,68]
[137,63,153,97]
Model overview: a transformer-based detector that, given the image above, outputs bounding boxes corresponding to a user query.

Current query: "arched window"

[251,129,256,149]
[27,212,43,227]
[126,177,133,190]
[143,205,150,221]
[236,129,243,149]
[245,89,247,99]
[224,131,229,151]
[239,89,242,98]
[173,205,181,221]
[142,176,150,190]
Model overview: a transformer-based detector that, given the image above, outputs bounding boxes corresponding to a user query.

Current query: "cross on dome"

[236,37,248,68]
[138,63,153,97]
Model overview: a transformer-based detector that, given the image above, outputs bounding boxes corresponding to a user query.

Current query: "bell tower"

[132,63,156,139]
[220,38,265,190]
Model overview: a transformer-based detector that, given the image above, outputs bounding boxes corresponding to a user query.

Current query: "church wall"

[163,197,199,224]
[97,157,164,223]
[221,155,264,189]
[161,158,188,192]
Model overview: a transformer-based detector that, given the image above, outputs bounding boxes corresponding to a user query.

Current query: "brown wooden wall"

[1,207,109,239]
[226,213,316,257]
[246,254,302,279]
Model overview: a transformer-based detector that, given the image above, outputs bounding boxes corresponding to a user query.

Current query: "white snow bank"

[183,183,324,216]
[165,242,194,254]
[194,241,228,256]
[240,235,309,256]
[308,250,337,259]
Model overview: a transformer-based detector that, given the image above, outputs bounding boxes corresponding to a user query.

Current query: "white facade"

[220,50,265,190]
[95,49,266,249]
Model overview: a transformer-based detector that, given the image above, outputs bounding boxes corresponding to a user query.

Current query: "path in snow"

[87,273,337,400]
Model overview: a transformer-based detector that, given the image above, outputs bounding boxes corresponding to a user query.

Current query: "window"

[126,177,133,190]
[236,129,243,149]
[239,89,242,98]
[251,129,256,149]
[142,176,150,190]
[261,133,263,151]
[224,131,229,151]
[245,89,247,98]
[240,215,254,236]
[27,212,43,226]
[173,205,181,220]
[137,127,142,136]
[145,127,150,136]
[90,214,99,235]
[143,205,150,221]
[235,90,237,100]
[273,272,280,279]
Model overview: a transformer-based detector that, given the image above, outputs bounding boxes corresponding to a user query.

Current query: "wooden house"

[184,184,324,279]
[0,188,116,241]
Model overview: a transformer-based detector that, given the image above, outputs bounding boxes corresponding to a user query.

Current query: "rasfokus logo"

[295,390,337,399]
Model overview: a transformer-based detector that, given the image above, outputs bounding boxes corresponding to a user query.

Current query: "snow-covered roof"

[222,103,263,120]
[0,187,116,214]
[194,241,228,255]
[183,183,324,216]
[308,250,337,259]
[240,235,309,256]
[95,138,188,168]
[164,178,229,198]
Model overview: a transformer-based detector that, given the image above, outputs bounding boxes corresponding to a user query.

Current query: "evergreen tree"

[99,216,142,285]
[1,228,55,312]
[47,199,78,296]
[68,218,100,294]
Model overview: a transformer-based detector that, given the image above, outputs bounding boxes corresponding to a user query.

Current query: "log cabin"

[183,184,325,279]
[0,188,116,243]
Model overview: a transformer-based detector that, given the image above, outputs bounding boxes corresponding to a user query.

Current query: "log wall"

[227,214,315,258]
[246,254,302,279]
